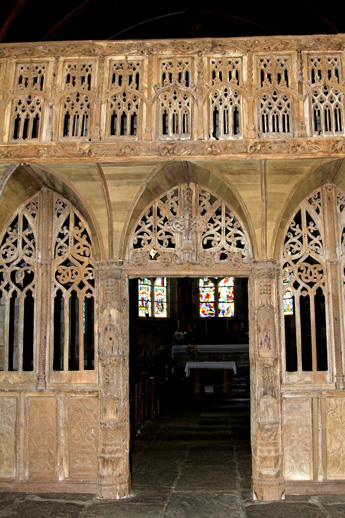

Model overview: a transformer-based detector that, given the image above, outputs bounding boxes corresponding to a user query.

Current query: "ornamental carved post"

[250,261,285,501]
[96,261,130,499]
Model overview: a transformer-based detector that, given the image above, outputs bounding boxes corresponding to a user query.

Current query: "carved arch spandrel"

[271,158,345,261]
[124,181,253,274]
[120,161,257,268]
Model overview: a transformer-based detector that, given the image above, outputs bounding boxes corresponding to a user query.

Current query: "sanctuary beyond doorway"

[128,276,250,425]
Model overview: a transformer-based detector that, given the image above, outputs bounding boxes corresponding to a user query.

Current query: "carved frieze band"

[1,34,345,59]
[0,138,345,162]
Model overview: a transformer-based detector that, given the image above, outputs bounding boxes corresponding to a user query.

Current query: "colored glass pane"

[218,277,234,317]
[139,278,151,316]
[284,287,294,315]
[154,277,167,317]
[199,277,215,318]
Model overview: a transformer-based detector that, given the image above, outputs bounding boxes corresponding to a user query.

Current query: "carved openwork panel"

[52,195,95,372]
[0,195,38,373]
[157,87,192,140]
[0,189,96,379]
[154,58,195,140]
[9,62,47,141]
[109,60,142,91]
[209,57,242,87]
[159,58,192,88]
[67,398,98,479]
[106,60,144,139]
[0,396,17,478]
[127,183,250,270]
[306,55,344,137]
[325,396,345,479]
[282,397,313,480]
[256,56,293,137]
[61,61,95,139]
[107,91,140,138]
[207,57,243,140]
[27,397,57,479]
[281,188,328,379]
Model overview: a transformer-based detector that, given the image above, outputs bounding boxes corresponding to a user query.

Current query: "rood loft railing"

[0,36,344,149]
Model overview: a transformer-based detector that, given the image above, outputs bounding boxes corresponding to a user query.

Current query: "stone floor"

[1,406,345,517]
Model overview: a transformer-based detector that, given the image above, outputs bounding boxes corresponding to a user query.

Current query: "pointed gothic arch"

[125,181,252,273]
[121,161,257,267]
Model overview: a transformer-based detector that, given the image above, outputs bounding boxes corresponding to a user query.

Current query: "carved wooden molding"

[1,137,345,162]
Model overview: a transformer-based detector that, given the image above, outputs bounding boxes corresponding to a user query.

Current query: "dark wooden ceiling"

[0,0,343,43]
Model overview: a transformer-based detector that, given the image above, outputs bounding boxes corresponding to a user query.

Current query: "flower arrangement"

[173,330,187,342]
[184,343,200,361]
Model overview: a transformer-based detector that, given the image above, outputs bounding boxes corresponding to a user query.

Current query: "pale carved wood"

[26,397,57,480]
[1,36,345,160]
[97,262,130,499]
[324,396,345,479]
[67,397,98,479]
[282,397,313,480]
[250,261,284,501]
[0,396,17,478]
[2,34,345,502]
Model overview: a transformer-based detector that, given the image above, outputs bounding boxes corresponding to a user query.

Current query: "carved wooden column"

[97,261,130,499]
[250,260,285,501]
[323,184,345,389]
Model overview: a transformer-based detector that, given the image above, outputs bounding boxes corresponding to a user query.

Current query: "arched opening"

[123,175,253,494]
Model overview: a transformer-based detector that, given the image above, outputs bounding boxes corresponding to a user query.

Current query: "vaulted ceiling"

[0,0,344,43]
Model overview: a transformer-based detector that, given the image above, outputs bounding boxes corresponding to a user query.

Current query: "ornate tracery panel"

[208,57,243,140]
[10,62,47,141]
[52,195,95,371]
[0,196,38,372]
[0,190,96,378]
[281,189,328,379]
[257,56,293,137]
[127,183,250,270]
[154,58,195,140]
[106,59,143,139]
[307,55,344,137]
[61,62,94,139]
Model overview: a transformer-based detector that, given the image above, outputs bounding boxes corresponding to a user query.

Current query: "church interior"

[1,0,345,506]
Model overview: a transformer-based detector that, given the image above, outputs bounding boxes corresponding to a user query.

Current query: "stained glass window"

[199,277,235,318]
[283,287,294,315]
[218,277,234,317]
[139,278,152,317]
[199,277,215,317]
[138,277,167,318]
[154,277,167,318]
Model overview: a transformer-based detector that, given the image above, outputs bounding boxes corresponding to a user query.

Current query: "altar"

[184,361,237,394]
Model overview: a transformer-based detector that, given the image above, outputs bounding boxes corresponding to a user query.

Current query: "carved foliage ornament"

[127,183,250,269]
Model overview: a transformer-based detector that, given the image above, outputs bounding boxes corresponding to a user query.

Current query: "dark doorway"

[129,276,249,424]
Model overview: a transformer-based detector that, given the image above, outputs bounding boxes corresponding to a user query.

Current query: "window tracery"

[257,56,293,137]
[307,55,344,136]
[282,189,327,375]
[0,197,38,372]
[155,58,194,140]
[0,190,95,376]
[10,63,46,141]
[208,57,242,140]
[106,60,143,138]
[52,196,95,371]
[61,62,93,139]
[128,183,250,269]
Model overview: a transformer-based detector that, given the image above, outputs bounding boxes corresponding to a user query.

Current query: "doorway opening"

[128,275,251,488]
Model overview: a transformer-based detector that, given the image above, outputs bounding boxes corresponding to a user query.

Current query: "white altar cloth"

[185,361,237,377]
